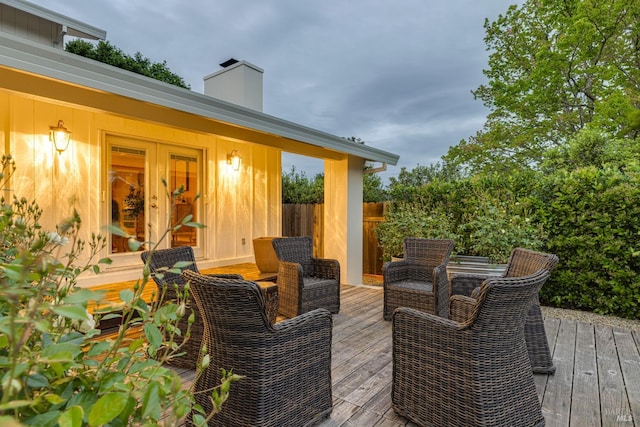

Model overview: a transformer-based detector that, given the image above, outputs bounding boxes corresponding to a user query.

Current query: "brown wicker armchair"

[392,270,550,427]
[271,236,340,318]
[383,238,455,320]
[450,247,559,374]
[140,246,243,369]
[183,270,333,427]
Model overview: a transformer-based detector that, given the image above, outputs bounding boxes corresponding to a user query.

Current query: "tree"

[541,128,640,172]
[65,39,190,89]
[445,0,640,173]
[363,172,387,202]
[386,162,459,203]
[282,166,324,204]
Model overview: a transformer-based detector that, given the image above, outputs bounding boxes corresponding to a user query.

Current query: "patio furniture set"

[143,236,558,427]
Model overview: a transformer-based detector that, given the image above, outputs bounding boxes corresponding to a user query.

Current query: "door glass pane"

[170,154,198,247]
[110,147,146,253]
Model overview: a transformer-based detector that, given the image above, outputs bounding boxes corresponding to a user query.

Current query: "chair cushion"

[304,276,338,289]
[388,280,433,293]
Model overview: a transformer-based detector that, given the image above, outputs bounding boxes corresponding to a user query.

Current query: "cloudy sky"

[34,0,516,181]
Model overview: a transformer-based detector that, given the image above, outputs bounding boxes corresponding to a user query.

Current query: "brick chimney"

[203,58,264,112]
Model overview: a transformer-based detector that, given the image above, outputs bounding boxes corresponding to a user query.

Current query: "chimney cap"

[219,58,239,68]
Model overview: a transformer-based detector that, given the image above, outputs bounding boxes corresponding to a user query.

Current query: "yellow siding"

[1,90,281,287]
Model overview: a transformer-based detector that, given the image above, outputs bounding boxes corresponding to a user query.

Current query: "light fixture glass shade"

[227,150,241,171]
[49,120,72,153]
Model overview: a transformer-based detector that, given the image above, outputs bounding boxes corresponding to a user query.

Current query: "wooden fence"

[282,202,384,275]
[363,202,385,275]
[281,203,324,257]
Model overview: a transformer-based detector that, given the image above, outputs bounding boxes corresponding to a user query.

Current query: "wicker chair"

[271,236,340,318]
[140,246,243,369]
[450,247,559,374]
[392,270,550,427]
[383,238,455,320]
[183,270,333,427]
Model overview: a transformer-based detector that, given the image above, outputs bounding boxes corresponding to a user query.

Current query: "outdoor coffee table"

[257,281,278,323]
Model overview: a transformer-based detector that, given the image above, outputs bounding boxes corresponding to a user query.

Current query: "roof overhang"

[0,31,399,165]
[1,0,106,40]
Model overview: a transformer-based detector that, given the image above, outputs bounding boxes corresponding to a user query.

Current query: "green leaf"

[141,382,162,420]
[42,342,82,360]
[52,305,90,321]
[27,372,49,388]
[172,261,193,269]
[65,289,104,304]
[143,323,163,347]
[24,411,61,427]
[88,393,128,426]
[0,264,25,281]
[0,400,32,411]
[185,221,205,229]
[58,405,84,427]
[86,341,112,357]
[44,394,66,405]
[127,238,142,251]
[104,223,129,237]
[120,289,135,303]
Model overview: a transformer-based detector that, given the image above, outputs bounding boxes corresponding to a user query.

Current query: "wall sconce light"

[49,120,72,153]
[227,150,241,171]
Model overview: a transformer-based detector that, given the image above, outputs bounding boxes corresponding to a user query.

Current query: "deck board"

[569,321,600,427]
[542,319,577,426]
[597,325,633,427]
[165,267,637,426]
[615,328,640,425]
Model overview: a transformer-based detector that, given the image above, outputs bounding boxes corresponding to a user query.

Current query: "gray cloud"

[37,0,516,180]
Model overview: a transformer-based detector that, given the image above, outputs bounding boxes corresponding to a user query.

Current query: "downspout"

[363,162,387,174]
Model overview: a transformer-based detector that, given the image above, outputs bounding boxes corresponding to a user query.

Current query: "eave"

[0,31,399,165]
[1,0,106,40]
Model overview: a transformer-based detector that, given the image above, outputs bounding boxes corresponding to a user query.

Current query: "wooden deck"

[173,282,639,426]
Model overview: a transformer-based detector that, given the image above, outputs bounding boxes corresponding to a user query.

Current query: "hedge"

[535,164,640,318]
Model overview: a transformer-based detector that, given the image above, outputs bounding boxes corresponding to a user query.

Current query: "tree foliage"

[533,161,640,318]
[282,167,387,204]
[379,164,544,263]
[541,128,640,172]
[363,173,387,202]
[65,39,190,89]
[282,136,389,203]
[445,0,640,173]
[282,167,324,204]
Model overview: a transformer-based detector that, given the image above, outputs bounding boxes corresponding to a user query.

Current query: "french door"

[107,135,203,267]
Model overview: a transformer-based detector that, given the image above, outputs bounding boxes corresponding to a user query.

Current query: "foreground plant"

[0,155,239,426]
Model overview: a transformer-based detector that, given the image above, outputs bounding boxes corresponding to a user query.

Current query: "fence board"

[283,202,386,273]
[363,202,385,275]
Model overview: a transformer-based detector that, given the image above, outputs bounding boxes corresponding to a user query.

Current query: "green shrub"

[375,202,459,261]
[0,155,239,426]
[378,169,544,263]
[535,163,640,318]
[281,167,324,204]
[460,197,546,263]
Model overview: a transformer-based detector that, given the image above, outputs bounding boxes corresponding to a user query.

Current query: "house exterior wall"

[0,3,62,47]
[0,89,282,287]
